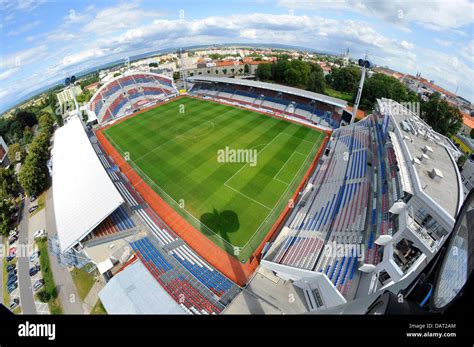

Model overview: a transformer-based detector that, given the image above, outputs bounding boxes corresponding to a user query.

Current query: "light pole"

[352,57,373,123]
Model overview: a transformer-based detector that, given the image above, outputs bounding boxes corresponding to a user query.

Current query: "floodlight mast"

[352,55,372,124]
[66,73,80,115]
[180,48,187,92]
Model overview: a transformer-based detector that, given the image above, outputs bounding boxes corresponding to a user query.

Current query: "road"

[17,198,37,314]
[45,189,84,314]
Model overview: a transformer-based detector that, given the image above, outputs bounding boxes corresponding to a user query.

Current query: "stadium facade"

[49,69,464,314]
[261,98,463,311]
[186,76,349,130]
[87,72,178,124]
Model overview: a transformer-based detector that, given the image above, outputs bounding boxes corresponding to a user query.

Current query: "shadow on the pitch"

[199,208,240,244]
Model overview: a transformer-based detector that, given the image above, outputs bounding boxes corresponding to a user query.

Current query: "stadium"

[47,69,465,315]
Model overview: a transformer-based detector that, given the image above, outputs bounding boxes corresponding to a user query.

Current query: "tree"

[244,64,250,74]
[22,126,33,145]
[0,167,19,197]
[222,69,227,75]
[329,66,360,94]
[7,143,24,163]
[76,89,92,103]
[420,93,463,136]
[256,63,272,81]
[360,73,412,109]
[284,68,300,86]
[38,114,54,136]
[470,128,474,139]
[18,154,48,197]
[18,131,51,196]
[15,110,37,129]
[0,196,12,235]
[8,120,22,142]
[307,63,326,94]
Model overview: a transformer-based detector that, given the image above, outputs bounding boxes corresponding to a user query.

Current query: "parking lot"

[3,194,50,314]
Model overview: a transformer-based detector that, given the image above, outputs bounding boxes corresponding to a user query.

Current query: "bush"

[37,290,51,303]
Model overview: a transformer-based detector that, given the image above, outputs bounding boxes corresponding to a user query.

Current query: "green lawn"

[70,267,96,301]
[91,299,107,315]
[36,238,62,314]
[104,97,325,261]
[324,87,354,103]
[41,104,55,116]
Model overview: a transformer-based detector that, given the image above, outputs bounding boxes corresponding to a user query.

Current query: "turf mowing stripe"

[104,97,326,259]
[274,152,308,185]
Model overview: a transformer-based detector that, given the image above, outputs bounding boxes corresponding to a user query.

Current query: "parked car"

[29,265,40,276]
[29,251,40,262]
[9,298,19,310]
[33,229,46,240]
[29,195,37,202]
[8,234,18,244]
[8,268,17,277]
[8,247,16,256]
[28,205,38,214]
[33,279,44,292]
[7,264,16,272]
[9,229,18,237]
[8,283,17,294]
[6,254,16,262]
[7,275,17,286]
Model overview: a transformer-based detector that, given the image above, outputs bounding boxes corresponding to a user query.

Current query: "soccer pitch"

[104,97,325,261]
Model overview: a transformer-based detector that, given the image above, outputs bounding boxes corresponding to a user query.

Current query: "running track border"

[95,94,330,285]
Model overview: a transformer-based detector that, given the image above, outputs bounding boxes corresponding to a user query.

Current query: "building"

[460,111,474,136]
[56,85,82,107]
[99,260,186,314]
[84,81,100,92]
[461,154,474,195]
[261,98,463,312]
[187,75,348,129]
[51,116,135,272]
[0,136,9,167]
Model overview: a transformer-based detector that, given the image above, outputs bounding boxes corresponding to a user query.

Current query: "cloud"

[0,45,48,70]
[435,39,453,47]
[0,3,473,110]
[0,67,20,80]
[81,1,161,35]
[278,0,474,32]
[6,20,41,36]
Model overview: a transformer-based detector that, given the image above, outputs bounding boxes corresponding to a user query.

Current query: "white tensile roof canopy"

[99,261,186,314]
[52,117,124,252]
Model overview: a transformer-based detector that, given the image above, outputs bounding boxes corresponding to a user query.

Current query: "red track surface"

[96,95,330,285]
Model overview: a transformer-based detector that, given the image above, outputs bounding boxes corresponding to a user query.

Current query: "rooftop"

[381,99,462,217]
[99,261,186,314]
[187,75,348,108]
[51,116,124,252]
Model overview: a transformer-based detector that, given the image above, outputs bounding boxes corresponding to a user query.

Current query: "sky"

[0,0,473,113]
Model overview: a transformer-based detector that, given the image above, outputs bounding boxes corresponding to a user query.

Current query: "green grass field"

[104,97,325,261]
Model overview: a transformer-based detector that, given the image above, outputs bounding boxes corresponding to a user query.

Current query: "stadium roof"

[381,99,462,218]
[52,116,124,252]
[99,261,186,314]
[187,76,348,108]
